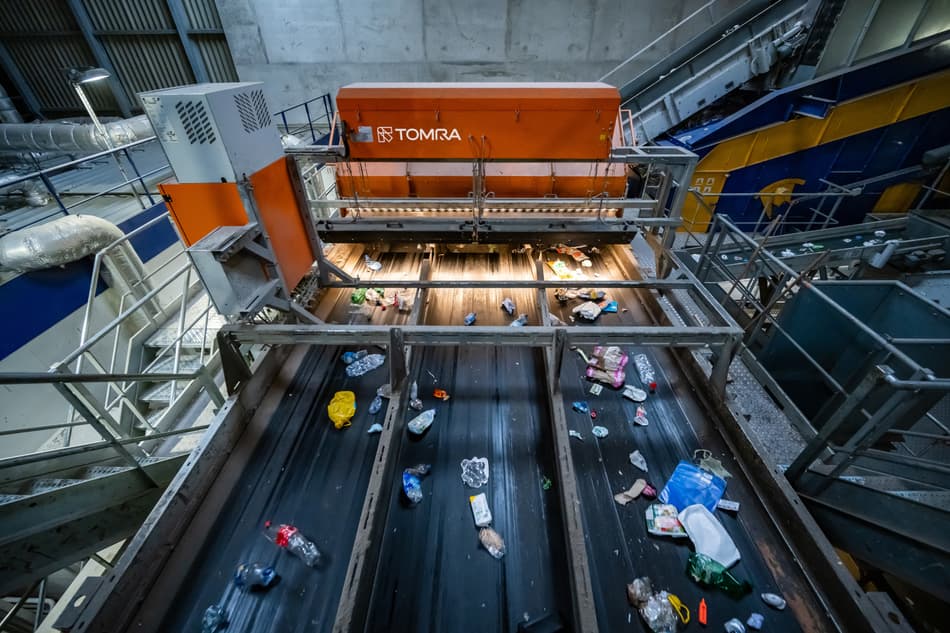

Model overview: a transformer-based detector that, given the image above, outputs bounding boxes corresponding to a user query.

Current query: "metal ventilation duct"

[0,115,153,153]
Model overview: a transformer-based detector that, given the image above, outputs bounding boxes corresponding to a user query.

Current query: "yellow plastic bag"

[328,391,356,429]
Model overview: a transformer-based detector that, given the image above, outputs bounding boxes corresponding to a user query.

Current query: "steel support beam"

[164,0,209,83]
[219,323,742,348]
[0,40,41,117]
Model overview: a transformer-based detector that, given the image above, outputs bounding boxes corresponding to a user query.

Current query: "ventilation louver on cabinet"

[234,89,271,134]
[175,100,216,145]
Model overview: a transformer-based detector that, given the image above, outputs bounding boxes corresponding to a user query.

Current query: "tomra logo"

[376,126,461,143]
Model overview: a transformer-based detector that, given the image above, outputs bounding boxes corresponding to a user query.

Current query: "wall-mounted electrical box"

[140,82,283,183]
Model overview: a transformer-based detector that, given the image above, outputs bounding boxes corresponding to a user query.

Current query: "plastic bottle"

[633,353,658,392]
[364,254,382,271]
[464,312,477,325]
[345,353,385,377]
[501,297,516,315]
[368,395,383,414]
[510,314,528,327]
[341,350,368,365]
[408,380,423,410]
[264,522,323,567]
[234,562,277,590]
[201,605,228,633]
[685,552,752,598]
[402,464,431,503]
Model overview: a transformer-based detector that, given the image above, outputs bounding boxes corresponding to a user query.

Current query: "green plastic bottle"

[686,553,752,598]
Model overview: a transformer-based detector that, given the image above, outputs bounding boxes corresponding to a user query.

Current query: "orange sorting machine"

[336,82,621,161]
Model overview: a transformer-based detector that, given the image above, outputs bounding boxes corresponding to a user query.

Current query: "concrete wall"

[217,0,729,111]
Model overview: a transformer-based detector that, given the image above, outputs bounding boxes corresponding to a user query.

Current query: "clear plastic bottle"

[369,394,383,414]
[345,353,385,377]
[633,353,658,392]
[263,522,323,567]
[201,605,228,633]
[234,562,277,589]
[341,350,368,365]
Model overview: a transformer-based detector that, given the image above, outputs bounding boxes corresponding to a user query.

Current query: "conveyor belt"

[154,247,823,632]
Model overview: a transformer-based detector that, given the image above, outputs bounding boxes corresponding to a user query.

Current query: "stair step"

[30,478,83,494]
[83,465,132,478]
[143,355,203,375]
[890,490,950,512]
[141,381,178,403]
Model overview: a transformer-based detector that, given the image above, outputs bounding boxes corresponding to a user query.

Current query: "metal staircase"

[600,0,812,143]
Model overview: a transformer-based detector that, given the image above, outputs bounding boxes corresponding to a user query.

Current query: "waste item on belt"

[464,311,477,325]
[622,385,648,402]
[341,350,368,365]
[263,522,323,567]
[554,287,570,302]
[589,345,628,370]
[577,288,605,300]
[761,593,787,610]
[510,313,528,327]
[589,383,603,396]
[460,457,490,488]
[717,498,740,512]
[201,605,228,633]
[614,478,647,505]
[667,593,690,624]
[634,405,649,426]
[554,243,590,262]
[367,423,383,434]
[747,612,765,630]
[345,353,385,377]
[328,391,356,429]
[501,297,516,315]
[678,503,741,568]
[364,288,384,304]
[645,503,687,538]
[368,394,383,414]
[351,288,367,304]
[602,300,618,313]
[541,476,553,491]
[402,463,431,504]
[572,401,589,414]
[478,526,506,559]
[433,388,450,401]
[364,254,382,271]
[629,449,648,472]
[686,552,753,598]
[586,365,625,388]
[627,576,678,633]
[407,409,436,435]
[698,597,708,626]
[548,313,567,326]
[234,562,277,590]
[573,301,602,321]
[659,461,727,512]
[469,492,492,527]
[633,353,658,392]
[591,425,608,438]
[725,618,747,633]
[694,448,733,479]
[408,380,423,410]
[569,429,584,441]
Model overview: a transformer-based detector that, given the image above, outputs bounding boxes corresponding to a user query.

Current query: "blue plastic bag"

[658,461,726,512]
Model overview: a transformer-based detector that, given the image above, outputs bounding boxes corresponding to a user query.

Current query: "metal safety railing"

[0,211,225,471]
[688,214,950,505]
[273,93,334,144]
[0,136,172,233]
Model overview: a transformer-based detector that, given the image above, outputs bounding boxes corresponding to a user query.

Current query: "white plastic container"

[470,493,493,527]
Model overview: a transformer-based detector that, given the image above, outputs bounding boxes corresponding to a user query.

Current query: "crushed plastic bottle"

[461,457,489,488]
[364,254,382,271]
[629,450,648,472]
[633,353,658,392]
[591,426,609,438]
[201,605,228,632]
[686,552,752,598]
[368,395,383,414]
[367,423,383,434]
[234,562,277,590]
[345,353,385,377]
[464,312,477,325]
[263,522,323,567]
[572,301,602,321]
[402,464,431,503]
[623,385,648,402]
[572,401,590,414]
[478,527,506,559]
[761,593,787,610]
[640,591,677,633]
[510,313,528,327]
[501,297,516,315]
[747,613,764,630]
[724,618,747,633]
[341,350,368,365]
[407,409,436,435]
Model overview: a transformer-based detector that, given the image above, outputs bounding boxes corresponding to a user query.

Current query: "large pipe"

[0,214,159,328]
[0,115,153,153]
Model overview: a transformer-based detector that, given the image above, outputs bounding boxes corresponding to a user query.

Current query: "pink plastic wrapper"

[586,365,625,388]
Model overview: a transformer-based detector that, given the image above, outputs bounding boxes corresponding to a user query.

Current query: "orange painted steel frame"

[336,82,620,161]
[160,157,314,290]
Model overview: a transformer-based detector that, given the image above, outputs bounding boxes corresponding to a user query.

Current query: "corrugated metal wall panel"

[0,0,237,118]
[197,37,237,81]
[0,0,77,33]
[83,0,173,31]
[182,0,221,29]
[104,36,195,98]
